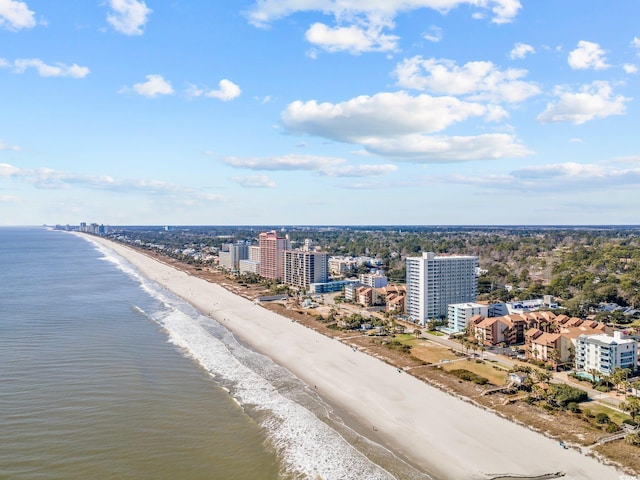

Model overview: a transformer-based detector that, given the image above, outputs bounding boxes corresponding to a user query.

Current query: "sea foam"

[82,237,400,480]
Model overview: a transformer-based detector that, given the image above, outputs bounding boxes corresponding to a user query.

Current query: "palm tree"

[413,328,422,338]
[548,348,560,371]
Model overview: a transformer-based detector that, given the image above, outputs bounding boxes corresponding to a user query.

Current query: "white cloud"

[632,37,640,54]
[422,25,442,43]
[537,81,629,125]
[623,64,638,74]
[362,133,532,162]
[320,164,398,177]
[439,161,640,192]
[305,21,399,54]
[282,91,496,142]
[0,140,20,151]
[393,57,540,103]
[206,79,241,101]
[229,174,277,188]
[9,58,89,78]
[281,91,531,162]
[0,0,35,30]
[222,154,345,171]
[246,0,521,28]
[123,74,174,97]
[510,42,534,60]
[222,154,398,177]
[568,40,610,70]
[246,1,519,54]
[187,79,241,101]
[0,162,224,201]
[106,0,151,36]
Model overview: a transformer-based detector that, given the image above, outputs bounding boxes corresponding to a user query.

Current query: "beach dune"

[89,235,625,480]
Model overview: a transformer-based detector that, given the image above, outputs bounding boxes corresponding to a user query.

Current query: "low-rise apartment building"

[575,331,638,376]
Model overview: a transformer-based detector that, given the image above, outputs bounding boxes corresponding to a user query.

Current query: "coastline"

[83,234,626,480]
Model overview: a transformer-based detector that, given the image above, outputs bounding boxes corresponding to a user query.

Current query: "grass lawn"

[441,359,510,386]
[411,342,460,364]
[580,402,631,425]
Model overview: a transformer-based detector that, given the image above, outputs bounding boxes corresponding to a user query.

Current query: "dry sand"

[88,235,626,480]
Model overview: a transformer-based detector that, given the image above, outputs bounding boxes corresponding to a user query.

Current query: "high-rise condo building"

[259,231,290,280]
[283,250,329,290]
[406,252,478,325]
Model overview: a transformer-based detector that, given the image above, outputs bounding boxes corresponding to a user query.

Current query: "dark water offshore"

[0,227,280,479]
[0,228,425,480]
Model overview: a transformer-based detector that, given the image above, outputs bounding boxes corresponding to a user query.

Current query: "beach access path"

[88,235,626,480]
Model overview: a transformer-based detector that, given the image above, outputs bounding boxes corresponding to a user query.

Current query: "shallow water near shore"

[0,228,427,480]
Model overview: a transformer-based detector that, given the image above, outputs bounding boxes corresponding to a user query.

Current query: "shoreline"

[83,234,626,480]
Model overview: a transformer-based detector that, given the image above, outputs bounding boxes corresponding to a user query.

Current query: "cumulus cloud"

[393,57,540,103]
[537,81,629,124]
[0,162,224,201]
[282,91,498,142]
[510,42,535,59]
[305,20,399,54]
[6,58,90,78]
[568,40,609,70]
[632,37,640,53]
[106,0,151,35]
[247,1,520,54]
[122,74,174,97]
[187,79,241,101]
[362,133,532,162]
[246,0,521,28]
[0,0,35,30]
[229,174,277,188]
[281,91,532,162]
[422,25,442,42]
[624,64,638,74]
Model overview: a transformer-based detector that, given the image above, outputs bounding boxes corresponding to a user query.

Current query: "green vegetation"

[450,369,489,385]
[107,225,640,324]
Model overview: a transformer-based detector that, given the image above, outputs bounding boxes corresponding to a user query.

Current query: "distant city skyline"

[1,1,640,225]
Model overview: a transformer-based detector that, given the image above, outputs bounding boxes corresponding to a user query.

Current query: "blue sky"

[1,0,640,226]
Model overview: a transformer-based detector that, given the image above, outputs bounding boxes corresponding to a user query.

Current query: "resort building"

[283,250,329,290]
[405,252,478,325]
[218,242,248,272]
[259,231,290,280]
[238,259,260,274]
[575,331,638,376]
[447,302,489,333]
[248,245,260,262]
[359,273,388,289]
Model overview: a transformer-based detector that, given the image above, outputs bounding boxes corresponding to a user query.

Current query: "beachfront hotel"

[406,252,478,326]
[575,331,638,376]
[259,231,290,280]
[283,250,329,290]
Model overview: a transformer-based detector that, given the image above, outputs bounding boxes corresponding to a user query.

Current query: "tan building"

[259,231,290,280]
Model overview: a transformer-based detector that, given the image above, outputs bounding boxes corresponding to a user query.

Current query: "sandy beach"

[87,235,626,480]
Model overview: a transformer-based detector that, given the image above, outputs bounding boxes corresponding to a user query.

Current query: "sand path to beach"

[87,235,625,480]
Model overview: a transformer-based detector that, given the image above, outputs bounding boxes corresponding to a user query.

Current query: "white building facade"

[359,273,388,288]
[575,331,638,376]
[447,302,489,332]
[406,252,478,326]
[283,250,329,290]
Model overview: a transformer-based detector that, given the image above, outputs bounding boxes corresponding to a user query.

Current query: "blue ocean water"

[0,228,426,480]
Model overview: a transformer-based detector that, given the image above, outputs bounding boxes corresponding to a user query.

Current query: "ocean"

[0,227,426,480]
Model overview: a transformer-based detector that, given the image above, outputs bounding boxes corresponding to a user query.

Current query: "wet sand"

[88,235,625,480]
